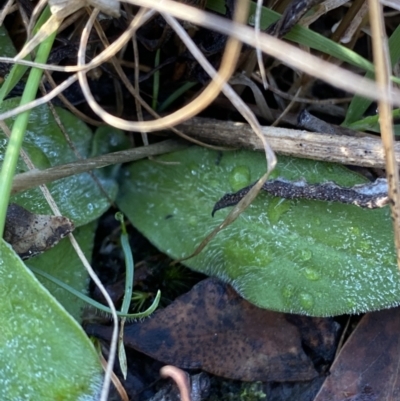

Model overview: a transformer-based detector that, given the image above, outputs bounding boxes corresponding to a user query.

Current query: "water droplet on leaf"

[267,198,291,225]
[299,249,312,262]
[229,166,251,191]
[188,216,197,226]
[282,284,295,298]
[299,293,314,310]
[303,267,320,281]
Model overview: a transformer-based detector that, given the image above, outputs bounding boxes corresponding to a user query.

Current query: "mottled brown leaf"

[4,203,74,259]
[87,279,340,381]
[314,308,400,401]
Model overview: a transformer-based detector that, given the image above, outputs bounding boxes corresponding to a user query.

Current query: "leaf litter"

[4,203,74,259]
[87,278,339,382]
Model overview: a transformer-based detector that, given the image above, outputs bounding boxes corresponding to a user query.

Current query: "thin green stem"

[116,213,134,315]
[30,266,161,319]
[0,10,56,237]
[152,49,161,110]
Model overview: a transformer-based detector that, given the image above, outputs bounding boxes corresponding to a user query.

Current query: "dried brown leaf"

[87,279,339,382]
[314,308,400,401]
[4,203,74,259]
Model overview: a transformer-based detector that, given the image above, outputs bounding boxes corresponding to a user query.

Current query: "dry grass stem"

[368,0,400,268]
[0,0,17,26]
[11,140,187,194]
[124,0,400,106]
[160,366,192,401]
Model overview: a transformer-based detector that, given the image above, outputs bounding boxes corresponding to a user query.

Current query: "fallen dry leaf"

[87,278,339,382]
[313,307,400,401]
[4,203,74,259]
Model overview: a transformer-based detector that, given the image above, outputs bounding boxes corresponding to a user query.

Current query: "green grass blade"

[0,6,52,105]
[342,24,400,126]
[0,10,56,236]
[206,0,375,72]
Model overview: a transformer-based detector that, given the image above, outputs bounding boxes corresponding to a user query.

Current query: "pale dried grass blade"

[78,12,118,401]
[14,14,63,61]
[368,0,400,269]
[255,0,267,89]
[123,0,400,106]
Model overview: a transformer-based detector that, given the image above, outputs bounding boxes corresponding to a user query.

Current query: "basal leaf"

[0,99,122,320]
[27,221,97,321]
[1,97,117,226]
[0,238,103,400]
[117,147,400,316]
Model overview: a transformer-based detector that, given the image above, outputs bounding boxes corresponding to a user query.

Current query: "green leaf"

[0,238,103,400]
[0,97,117,225]
[117,147,400,316]
[0,99,122,320]
[27,221,97,321]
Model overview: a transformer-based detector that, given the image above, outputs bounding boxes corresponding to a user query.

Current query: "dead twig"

[177,117,395,169]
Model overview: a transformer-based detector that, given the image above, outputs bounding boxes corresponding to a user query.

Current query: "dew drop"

[349,226,360,236]
[299,249,312,262]
[382,253,397,266]
[248,14,256,26]
[267,198,291,225]
[306,236,315,245]
[282,284,295,299]
[229,166,251,192]
[299,293,314,310]
[188,216,197,226]
[303,267,320,281]
[346,298,356,309]
[189,163,198,176]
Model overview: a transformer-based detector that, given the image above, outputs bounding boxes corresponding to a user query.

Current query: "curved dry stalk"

[160,366,192,401]
[77,11,119,401]
[77,3,249,132]
[0,0,17,26]
[99,352,129,401]
[89,10,227,150]
[0,74,79,121]
[27,0,48,40]
[164,12,276,262]
[43,70,103,126]
[123,0,400,106]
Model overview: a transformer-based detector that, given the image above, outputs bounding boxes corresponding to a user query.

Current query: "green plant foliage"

[0,238,103,400]
[0,99,123,320]
[26,222,96,321]
[1,98,117,225]
[117,147,400,316]
[206,0,375,74]
[342,24,400,127]
[0,25,16,59]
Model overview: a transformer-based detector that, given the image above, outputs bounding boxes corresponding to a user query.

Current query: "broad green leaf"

[0,238,103,400]
[0,99,123,320]
[0,97,117,225]
[27,221,97,321]
[117,147,400,316]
